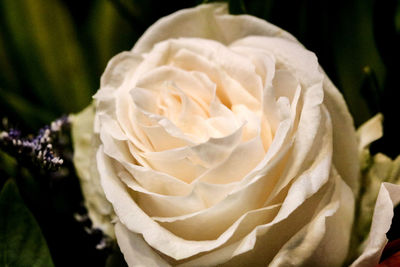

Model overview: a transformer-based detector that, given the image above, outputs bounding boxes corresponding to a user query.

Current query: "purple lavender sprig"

[0,116,70,171]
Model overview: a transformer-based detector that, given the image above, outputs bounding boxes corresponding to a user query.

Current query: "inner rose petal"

[153,203,281,241]
[230,46,276,88]
[119,171,238,217]
[171,48,260,110]
[136,124,244,183]
[197,135,265,184]
[136,66,216,111]
[273,69,299,103]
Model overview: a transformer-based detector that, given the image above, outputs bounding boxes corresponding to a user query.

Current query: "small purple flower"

[0,116,70,171]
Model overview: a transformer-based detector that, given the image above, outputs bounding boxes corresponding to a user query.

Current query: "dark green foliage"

[0,179,54,267]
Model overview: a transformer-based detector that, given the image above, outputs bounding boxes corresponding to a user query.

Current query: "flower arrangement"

[1,1,400,266]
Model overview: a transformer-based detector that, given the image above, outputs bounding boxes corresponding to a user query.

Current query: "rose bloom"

[72,3,400,266]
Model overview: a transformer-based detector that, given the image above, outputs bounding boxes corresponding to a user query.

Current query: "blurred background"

[0,0,399,266]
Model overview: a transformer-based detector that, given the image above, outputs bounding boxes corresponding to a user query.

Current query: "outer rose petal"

[322,76,359,193]
[115,222,170,267]
[132,4,297,54]
[269,173,354,267]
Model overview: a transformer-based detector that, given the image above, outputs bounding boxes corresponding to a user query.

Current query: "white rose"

[72,3,400,266]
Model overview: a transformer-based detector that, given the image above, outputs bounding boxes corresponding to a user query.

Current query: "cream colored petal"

[198,136,265,184]
[262,108,331,223]
[99,119,202,184]
[155,203,281,242]
[120,161,192,196]
[238,114,292,188]
[188,125,243,168]
[289,84,302,127]
[171,47,260,110]
[231,104,261,142]
[132,3,296,54]
[134,66,216,112]
[114,222,170,267]
[116,91,154,152]
[140,124,189,151]
[229,45,280,135]
[94,51,142,137]
[271,131,332,222]
[97,51,142,99]
[229,46,276,88]
[272,69,300,106]
[133,115,245,182]
[266,84,325,201]
[178,176,334,267]
[150,133,291,240]
[120,171,237,217]
[100,125,136,165]
[135,107,194,146]
[164,38,264,102]
[357,113,383,152]
[140,149,207,183]
[351,183,400,267]
[231,36,323,88]
[322,74,359,193]
[149,38,263,104]
[130,87,160,115]
[99,147,237,259]
[270,170,354,267]
[98,144,288,259]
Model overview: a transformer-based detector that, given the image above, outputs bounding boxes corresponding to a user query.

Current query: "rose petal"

[98,142,288,259]
[357,113,383,152]
[132,3,296,54]
[351,183,400,267]
[175,173,335,267]
[115,222,170,267]
[322,75,359,193]
[269,171,354,267]
[120,172,238,217]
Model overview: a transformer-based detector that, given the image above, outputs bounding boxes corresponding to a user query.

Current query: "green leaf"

[105,247,128,267]
[109,0,199,32]
[0,87,55,129]
[0,150,17,180]
[0,32,19,91]
[360,66,382,115]
[108,0,142,22]
[228,0,246,14]
[331,0,386,126]
[0,0,94,114]
[87,0,138,76]
[396,2,400,34]
[244,0,274,20]
[0,179,54,267]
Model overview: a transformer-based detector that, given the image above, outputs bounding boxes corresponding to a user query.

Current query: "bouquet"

[1,1,400,266]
